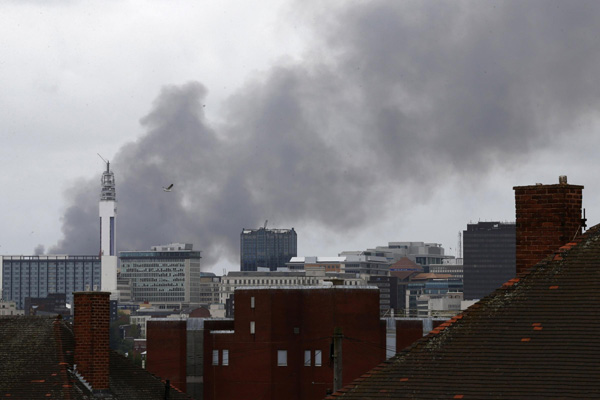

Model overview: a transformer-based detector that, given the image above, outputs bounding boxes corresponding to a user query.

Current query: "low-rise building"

[416,292,463,318]
[0,300,23,316]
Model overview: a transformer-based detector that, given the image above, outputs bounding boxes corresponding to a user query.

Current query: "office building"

[119,243,201,309]
[347,242,453,273]
[219,269,366,306]
[1,255,101,309]
[287,254,391,275]
[240,227,297,271]
[463,221,516,300]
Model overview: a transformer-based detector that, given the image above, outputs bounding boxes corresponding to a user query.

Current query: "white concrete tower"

[99,159,118,294]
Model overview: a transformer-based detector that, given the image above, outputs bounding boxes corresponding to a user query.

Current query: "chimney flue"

[559,175,568,184]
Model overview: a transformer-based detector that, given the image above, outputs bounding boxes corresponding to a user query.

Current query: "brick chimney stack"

[514,176,583,275]
[74,291,111,393]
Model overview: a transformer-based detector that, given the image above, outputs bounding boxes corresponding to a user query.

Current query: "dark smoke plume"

[51,1,600,268]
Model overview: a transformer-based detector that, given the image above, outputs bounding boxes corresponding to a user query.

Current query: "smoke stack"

[513,176,583,274]
[74,291,111,393]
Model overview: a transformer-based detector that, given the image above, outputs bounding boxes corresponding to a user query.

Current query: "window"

[277,350,287,366]
[250,321,255,334]
[304,350,311,366]
[212,350,219,365]
[222,350,229,366]
[315,350,322,366]
[251,296,255,309]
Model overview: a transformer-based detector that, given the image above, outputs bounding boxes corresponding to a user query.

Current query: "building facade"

[462,221,516,300]
[288,255,391,275]
[1,255,101,309]
[204,287,386,400]
[240,227,297,271]
[406,274,463,317]
[219,270,367,306]
[119,243,201,309]
[0,300,23,316]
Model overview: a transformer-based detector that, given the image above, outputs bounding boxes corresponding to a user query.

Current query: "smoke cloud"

[51,1,600,268]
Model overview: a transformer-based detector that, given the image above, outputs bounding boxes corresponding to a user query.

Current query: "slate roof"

[330,224,600,399]
[0,316,193,399]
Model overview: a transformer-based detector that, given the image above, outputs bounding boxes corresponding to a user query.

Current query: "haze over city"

[2,1,600,273]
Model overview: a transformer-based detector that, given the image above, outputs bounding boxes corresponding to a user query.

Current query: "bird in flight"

[163,184,174,192]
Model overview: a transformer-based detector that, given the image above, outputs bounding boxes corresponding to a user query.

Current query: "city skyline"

[2,1,600,274]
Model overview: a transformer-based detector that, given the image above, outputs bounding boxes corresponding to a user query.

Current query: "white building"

[0,300,23,316]
[417,292,463,318]
[360,242,455,269]
[219,269,367,305]
[288,255,390,276]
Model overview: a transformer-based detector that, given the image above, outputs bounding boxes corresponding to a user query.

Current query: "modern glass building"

[119,243,202,308]
[240,228,297,271]
[1,255,101,309]
[463,221,516,300]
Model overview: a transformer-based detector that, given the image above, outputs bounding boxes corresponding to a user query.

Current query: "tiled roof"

[109,352,191,399]
[390,257,421,270]
[0,316,78,399]
[0,316,193,399]
[331,224,600,399]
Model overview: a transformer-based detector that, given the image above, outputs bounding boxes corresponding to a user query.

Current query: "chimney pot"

[559,175,567,184]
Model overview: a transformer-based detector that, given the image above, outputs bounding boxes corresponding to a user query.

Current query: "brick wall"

[204,288,386,400]
[146,319,187,392]
[73,291,110,391]
[514,178,583,274]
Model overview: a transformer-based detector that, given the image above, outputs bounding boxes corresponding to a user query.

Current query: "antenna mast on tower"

[457,231,462,259]
[97,153,109,172]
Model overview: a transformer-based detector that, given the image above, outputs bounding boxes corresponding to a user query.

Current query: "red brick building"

[203,287,386,400]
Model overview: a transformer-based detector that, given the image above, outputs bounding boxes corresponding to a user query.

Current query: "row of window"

[212,349,323,367]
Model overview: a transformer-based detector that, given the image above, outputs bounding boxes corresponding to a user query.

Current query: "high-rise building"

[1,255,101,309]
[99,160,118,294]
[462,221,516,300]
[240,227,297,271]
[119,243,202,309]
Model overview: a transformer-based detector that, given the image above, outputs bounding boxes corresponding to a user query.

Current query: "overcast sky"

[2,1,600,273]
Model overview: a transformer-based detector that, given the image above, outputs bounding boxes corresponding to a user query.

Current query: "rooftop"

[331,223,600,399]
[0,316,193,399]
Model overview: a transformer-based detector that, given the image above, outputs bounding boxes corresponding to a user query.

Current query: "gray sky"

[2,1,599,272]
